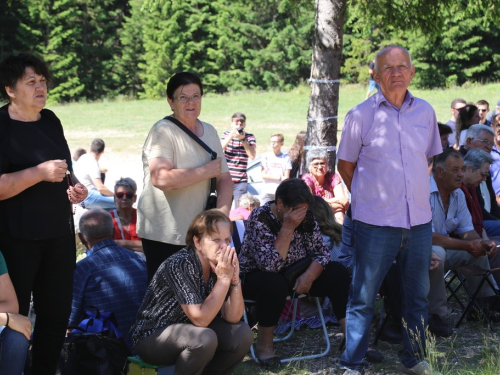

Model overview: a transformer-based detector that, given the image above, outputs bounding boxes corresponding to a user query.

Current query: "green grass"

[46,82,500,156]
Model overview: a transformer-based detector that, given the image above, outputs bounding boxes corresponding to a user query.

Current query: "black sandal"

[257,356,282,367]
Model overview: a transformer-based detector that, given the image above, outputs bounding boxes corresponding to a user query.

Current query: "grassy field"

[48,82,500,157]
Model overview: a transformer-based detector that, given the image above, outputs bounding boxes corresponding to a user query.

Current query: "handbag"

[280,255,313,293]
[57,307,131,375]
[165,115,218,210]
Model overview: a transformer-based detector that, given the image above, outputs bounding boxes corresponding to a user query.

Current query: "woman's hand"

[282,206,307,231]
[67,183,88,204]
[7,313,32,340]
[37,159,68,182]
[229,247,240,284]
[213,246,235,282]
[325,197,346,213]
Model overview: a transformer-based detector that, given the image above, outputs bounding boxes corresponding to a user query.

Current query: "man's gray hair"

[79,209,114,241]
[306,149,328,166]
[238,193,260,209]
[463,148,494,171]
[465,124,494,141]
[374,46,413,71]
[114,177,137,193]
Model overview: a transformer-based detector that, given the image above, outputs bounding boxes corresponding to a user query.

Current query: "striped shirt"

[221,131,256,183]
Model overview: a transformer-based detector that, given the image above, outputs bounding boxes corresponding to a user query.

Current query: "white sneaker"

[402,360,442,375]
[342,370,362,375]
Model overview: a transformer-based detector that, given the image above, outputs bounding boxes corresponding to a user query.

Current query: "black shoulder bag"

[164,116,218,210]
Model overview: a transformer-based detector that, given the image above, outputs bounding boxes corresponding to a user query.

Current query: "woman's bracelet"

[5,312,9,327]
[231,279,241,287]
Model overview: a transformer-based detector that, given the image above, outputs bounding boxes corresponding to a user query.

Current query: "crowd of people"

[1,45,500,375]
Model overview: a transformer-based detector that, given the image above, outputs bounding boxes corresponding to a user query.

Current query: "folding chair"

[243,295,331,364]
[445,266,500,331]
[232,220,332,364]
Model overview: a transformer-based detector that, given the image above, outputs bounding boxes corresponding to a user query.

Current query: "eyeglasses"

[453,107,465,111]
[116,192,134,199]
[175,94,202,103]
[473,138,495,147]
[478,109,488,112]
[311,162,326,168]
[480,171,490,178]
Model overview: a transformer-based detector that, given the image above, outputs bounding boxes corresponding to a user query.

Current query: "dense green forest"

[1,0,499,102]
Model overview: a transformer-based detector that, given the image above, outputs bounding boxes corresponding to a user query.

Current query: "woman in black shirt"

[0,53,87,374]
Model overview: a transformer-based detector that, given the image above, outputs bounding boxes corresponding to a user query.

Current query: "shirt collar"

[89,239,117,255]
[374,90,415,109]
[493,145,500,155]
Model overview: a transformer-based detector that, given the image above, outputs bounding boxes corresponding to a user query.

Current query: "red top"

[460,183,483,236]
[109,209,141,241]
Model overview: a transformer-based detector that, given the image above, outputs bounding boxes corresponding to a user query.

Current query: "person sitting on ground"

[0,250,31,375]
[429,149,499,332]
[229,193,260,221]
[72,148,86,166]
[260,133,292,204]
[74,138,116,210]
[71,209,148,350]
[109,177,144,259]
[455,104,480,148]
[459,124,500,237]
[221,112,257,207]
[302,149,349,224]
[239,179,353,366]
[132,210,253,373]
[438,123,453,150]
[288,131,306,179]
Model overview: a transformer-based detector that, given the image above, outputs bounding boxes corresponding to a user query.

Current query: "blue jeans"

[81,189,116,210]
[340,221,432,372]
[483,220,500,237]
[0,326,29,375]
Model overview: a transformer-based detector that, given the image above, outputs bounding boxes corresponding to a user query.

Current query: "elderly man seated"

[429,149,500,333]
[459,124,500,237]
[70,209,148,350]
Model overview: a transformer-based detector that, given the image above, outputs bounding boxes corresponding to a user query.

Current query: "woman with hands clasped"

[0,52,87,374]
[132,210,253,375]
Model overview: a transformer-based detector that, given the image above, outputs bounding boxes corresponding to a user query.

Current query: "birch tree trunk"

[305,0,346,172]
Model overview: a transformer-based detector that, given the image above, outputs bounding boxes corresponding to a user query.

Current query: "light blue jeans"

[81,189,116,210]
[0,326,29,375]
[340,221,432,372]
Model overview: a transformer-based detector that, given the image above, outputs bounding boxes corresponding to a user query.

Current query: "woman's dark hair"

[185,209,231,249]
[0,52,51,101]
[455,104,478,146]
[166,72,203,99]
[275,178,313,208]
[310,196,342,245]
[288,131,306,163]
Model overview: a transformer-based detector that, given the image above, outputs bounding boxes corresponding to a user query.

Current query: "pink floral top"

[302,172,341,199]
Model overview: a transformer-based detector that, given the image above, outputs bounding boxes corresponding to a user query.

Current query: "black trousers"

[242,261,350,327]
[0,233,75,375]
[142,238,184,282]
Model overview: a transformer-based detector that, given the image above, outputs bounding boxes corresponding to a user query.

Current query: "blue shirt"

[429,175,473,237]
[70,239,148,349]
[338,90,442,229]
[490,145,500,197]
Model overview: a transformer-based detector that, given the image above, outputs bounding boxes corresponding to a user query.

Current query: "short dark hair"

[166,72,203,100]
[79,209,114,241]
[438,123,453,136]
[476,99,489,108]
[231,112,246,121]
[0,52,51,101]
[451,98,466,109]
[72,148,87,162]
[90,138,105,154]
[432,148,463,174]
[275,178,314,208]
[185,209,231,249]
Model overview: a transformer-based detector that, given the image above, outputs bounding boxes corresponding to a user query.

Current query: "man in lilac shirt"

[337,46,442,375]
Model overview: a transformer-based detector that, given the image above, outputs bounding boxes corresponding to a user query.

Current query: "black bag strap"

[232,221,242,253]
[164,115,217,194]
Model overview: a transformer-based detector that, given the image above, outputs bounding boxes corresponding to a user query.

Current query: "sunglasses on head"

[115,192,134,199]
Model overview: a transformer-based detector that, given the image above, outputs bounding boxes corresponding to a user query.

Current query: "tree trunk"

[305,0,346,173]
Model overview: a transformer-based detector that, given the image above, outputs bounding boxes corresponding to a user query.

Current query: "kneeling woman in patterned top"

[132,209,253,375]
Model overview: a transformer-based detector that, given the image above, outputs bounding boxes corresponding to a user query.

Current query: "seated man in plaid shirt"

[70,209,148,350]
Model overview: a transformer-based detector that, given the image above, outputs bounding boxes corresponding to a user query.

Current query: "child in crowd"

[260,134,292,204]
